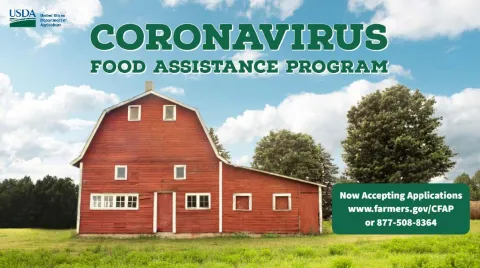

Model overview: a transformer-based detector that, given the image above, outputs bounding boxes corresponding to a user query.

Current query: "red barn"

[71,82,324,236]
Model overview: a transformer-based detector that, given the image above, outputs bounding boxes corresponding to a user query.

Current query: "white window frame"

[163,105,176,121]
[90,193,139,210]
[115,165,128,180]
[128,105,141,121]
[273,193,292,211]
[185,193,211,210]
[233,193,252,211]
[174,165,186,180]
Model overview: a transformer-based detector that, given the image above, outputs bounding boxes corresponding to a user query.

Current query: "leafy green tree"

[0,177,35,228]
[252,130,338,219]
[209,127,231,161]
[33,176,78,229]
[454,173,471,185]
[455,171,480,201]
[0,175,78,228]
[472,171,480,201]
[342,85,456,183]
[336,175,357,184]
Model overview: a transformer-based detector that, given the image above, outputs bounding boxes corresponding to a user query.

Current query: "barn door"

[157,193,173,232]
[299,192,319,234]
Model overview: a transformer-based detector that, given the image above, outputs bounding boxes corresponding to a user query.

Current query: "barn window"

[174,165,186,180]
[116,196,125,207]
[92,195,102,208]
[163,105,176,121]
[185,193,210,210]
[273,193,292,211]
[90,194,139,210]
[103,195,114,208]
[233,193,252,211]
[127,196,138,208]
[128,105,141,121]
[115,165,127,180]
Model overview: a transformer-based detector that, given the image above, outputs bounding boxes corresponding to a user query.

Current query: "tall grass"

[0,233,478,267]
[0,222,478,267]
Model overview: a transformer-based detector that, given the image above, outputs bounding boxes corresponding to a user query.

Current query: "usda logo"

[9,9,36,27]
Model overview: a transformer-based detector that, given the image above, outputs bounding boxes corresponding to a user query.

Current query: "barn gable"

[70,90,229,167]
[71,84,325,187]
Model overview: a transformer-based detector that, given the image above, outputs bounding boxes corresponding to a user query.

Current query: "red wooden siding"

[157,193,173,232]
[78,93,321,235]
[222,164,319,234]
[299,192,320,234]
[236,196,249,210]
[275,196,289,210]
[79,95,219,234]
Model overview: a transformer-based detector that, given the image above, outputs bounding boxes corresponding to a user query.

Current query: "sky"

[0,0,479,183]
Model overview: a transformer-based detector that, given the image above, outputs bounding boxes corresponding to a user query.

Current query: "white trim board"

[185,193,211,210]
[89,193,139,210]
[127,105,141,121]
[272,193,292,211]
[153,192,158,234]
[76,162,83,234]
[155,192,177,233]
[174,165,186,180]
[319,186,323,234]
[233,193,252,211]
[172,192,177,233]
[114,165,128,180]
[219,161,223,233]
[163,105,177,121]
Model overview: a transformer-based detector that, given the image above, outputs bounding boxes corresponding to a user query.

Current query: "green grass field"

[0,221,479,267]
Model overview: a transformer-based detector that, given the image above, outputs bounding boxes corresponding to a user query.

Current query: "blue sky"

[0,0,479,182]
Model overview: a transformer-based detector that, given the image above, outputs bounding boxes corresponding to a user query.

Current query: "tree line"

[454,171,480,201]
[0,176,78,228]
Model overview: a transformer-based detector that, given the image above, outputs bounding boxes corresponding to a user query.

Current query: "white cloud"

[160,86,185,96]
[217,78,398,149]
[233,155,251,166]
[217,79,480,180]
[230,50,279,78]
[163,0,187,7]
[445,46,459,54]
[0,0,103,47]
[434,88,480,180]
[387,64,412,79]
[24,29,60,48]
[2,84,118,131]
[430,176,449,183]
[231,49,263,61]
[0,73,119,181]
[162,0,234,10]
[58,119,96,130]
[348,0,480,40]
[243,0,303,20]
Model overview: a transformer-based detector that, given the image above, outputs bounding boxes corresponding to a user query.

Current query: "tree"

[454,173,471,185]
[342,85,456,183]
[33,176,78,229]
[0,177,35,228]
[0,175,78,228]
[252,129,338,219]
[472,171,480,201]
[209,127,231,161]
[336,175,357,184]
[454,171,480,201]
